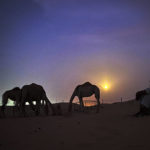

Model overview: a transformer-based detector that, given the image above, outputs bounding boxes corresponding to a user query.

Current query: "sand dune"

[0,101,150,150]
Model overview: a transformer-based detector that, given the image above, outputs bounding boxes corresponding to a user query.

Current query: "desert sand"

[0,101,150,150]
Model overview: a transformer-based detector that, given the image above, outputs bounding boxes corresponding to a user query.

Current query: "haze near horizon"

[1,0,150,104]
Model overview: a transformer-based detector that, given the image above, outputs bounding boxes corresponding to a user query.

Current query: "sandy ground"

[0,101,150,150]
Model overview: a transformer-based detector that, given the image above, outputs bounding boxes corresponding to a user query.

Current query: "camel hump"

[23,83,42,88]
[31,83,39,86]
[82,82,92,86]
[30,83,43,88]
[22,83,45,94]
[12,87,20,91]
[31,83,44,90]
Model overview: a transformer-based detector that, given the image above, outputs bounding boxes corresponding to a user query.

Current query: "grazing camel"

[68,82,100,113]
[1,87,21,116]
[21,83,55,116]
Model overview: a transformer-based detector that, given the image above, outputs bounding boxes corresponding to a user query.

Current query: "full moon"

[99,82,111,90]
[104,85,108,89]
[103,84,110,90]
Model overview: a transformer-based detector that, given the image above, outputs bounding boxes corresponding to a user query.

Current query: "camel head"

[136,90,147,101]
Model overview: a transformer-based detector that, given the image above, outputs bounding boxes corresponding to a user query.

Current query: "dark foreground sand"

[0,101,150,150]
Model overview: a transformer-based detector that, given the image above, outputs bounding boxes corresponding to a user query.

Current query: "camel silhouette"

[68,82,100,113]
[1,87,21,116]
[21,83,55,116]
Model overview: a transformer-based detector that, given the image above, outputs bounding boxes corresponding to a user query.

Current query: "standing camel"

[68,82,100,113]
[21,83,55,116]
[1,87,21,116]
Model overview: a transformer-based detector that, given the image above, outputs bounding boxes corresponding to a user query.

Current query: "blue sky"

[1,0,150,104]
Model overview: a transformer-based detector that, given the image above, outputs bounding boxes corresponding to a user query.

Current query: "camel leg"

[35,101,41,116]
[29,101,36,112]
[13,104,20,116]
[95,95,100,113]
[1,104,6,117]
[79,97,84,112]
[21,102,26,117]
[68,94,77,112]
[13,98,20,116]
[42,100,45,106]
[13,105,16,116]
[19,101,26,117]
[46,100,56,115]
[1,97,8,117]
[21,89,28,117]
[44,95,56,115]
[15,103,20,116]
[44,101,49,115]
[68,100,73,112]
[41,99,50,115]
[68,87,79,112]
[68,94,75,112]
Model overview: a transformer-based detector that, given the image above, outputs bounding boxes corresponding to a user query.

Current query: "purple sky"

[1,0,150,104]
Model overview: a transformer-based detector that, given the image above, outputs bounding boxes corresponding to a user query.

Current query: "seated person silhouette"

[135,88,150,117]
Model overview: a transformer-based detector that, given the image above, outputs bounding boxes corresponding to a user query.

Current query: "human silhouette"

[68,82,100,113]
[135,88,150,117]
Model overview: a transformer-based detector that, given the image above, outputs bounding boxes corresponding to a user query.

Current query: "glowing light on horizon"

[104,85,108,89]
[100,81,111,91]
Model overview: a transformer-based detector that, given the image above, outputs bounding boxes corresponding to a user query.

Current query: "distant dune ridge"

[1,100,150,150]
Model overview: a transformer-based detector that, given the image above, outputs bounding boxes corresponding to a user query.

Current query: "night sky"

[1,0,150,104]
